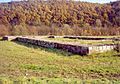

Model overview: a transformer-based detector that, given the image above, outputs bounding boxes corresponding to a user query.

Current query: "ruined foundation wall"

[2,36,117,55]
[16,37,89,55]
[88,44,116,54]
[15,37,117,55]
[64,36,112,40]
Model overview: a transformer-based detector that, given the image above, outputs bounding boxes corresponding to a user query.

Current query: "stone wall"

[88,44,116,54]
[2,36,18,41]
[2,36,117,55]
[16,37,117,55]
[16,37,89,55]
[64,36,112,40]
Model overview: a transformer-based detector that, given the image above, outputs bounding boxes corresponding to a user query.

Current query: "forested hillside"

[0,0,120,36]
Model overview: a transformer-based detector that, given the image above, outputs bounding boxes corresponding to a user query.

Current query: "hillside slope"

[0,0,120,36]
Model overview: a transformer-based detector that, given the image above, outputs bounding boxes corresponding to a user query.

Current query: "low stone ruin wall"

[2,36,117,55]
[15,37,117,55]
[2,36,18,41]
[64,36,112,40]
[89,44,116,54]
[16,37,89,55]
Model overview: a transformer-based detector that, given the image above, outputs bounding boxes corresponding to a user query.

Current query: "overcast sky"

[0,0,117,3]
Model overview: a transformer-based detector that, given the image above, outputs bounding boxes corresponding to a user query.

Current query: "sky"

[0,0,117,3]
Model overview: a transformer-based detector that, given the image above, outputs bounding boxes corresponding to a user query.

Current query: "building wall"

[88,45,116,54]
[2,36,18,41]
[16,37,89,55]
[3,36,116,55]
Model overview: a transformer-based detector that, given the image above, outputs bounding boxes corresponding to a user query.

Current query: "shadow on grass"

[0,38,3,41]
[13,41,73,57]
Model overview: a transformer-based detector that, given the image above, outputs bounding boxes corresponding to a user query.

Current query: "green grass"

[0,40,120,83]
[0,77,120,84]
[45,38,114,45]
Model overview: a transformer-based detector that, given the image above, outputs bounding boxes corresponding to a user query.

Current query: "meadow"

[0,39,120,83]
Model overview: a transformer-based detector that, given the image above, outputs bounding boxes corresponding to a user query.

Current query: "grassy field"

[46,38,114,45]
[0,39,120,83]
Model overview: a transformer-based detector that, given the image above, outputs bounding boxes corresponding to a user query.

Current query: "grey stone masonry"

[2,36,117,55]
[88,44,116,54]
[16,37,89,55]
[2,36,18,41]
[64,36,113,40]
[15,37,117,55]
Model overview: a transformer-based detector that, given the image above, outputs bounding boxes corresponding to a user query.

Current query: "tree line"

[0,0,120,36]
